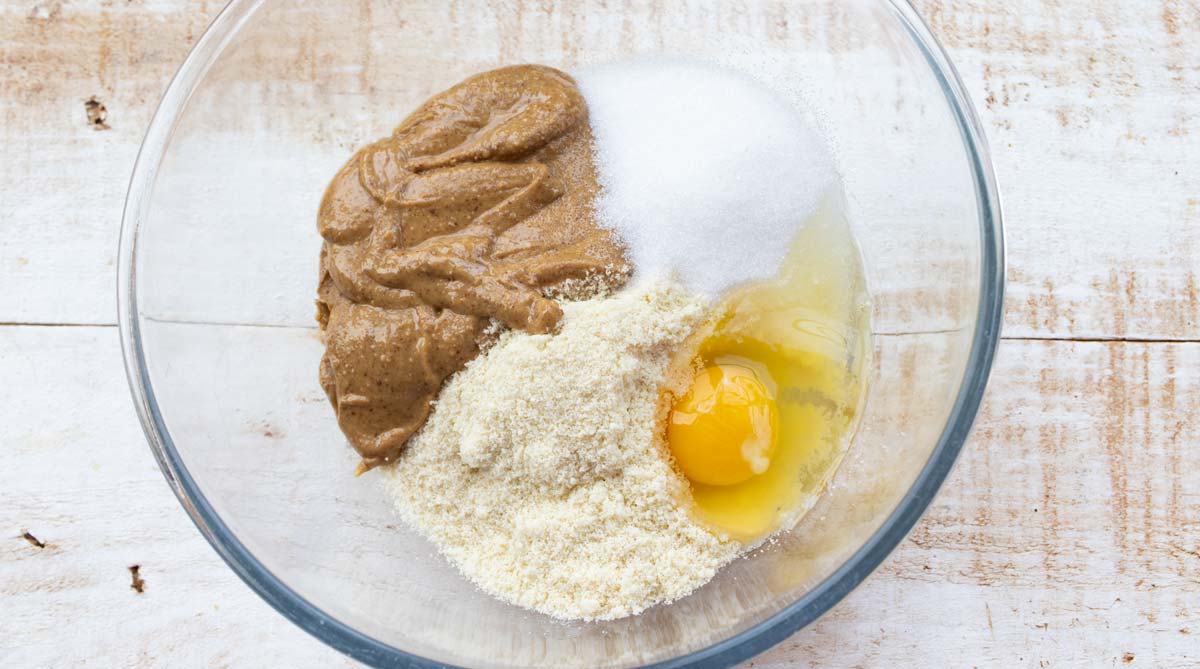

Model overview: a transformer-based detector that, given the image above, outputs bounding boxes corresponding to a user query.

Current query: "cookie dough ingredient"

[316,65,628,472]
[385,279,740,621]
[577,59,835,296]
[667,197,870,543]
[667,358,779,487]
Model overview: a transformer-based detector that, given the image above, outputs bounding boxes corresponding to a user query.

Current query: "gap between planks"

[0,321,115,328]
[1000,334,1200,344]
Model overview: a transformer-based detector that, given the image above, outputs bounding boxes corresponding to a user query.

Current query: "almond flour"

[384,278,740,621]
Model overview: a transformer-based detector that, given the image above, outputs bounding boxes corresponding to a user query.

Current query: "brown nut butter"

[316,65,628,472]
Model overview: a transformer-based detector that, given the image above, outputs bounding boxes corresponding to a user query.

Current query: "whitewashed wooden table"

[2,0,1198,666]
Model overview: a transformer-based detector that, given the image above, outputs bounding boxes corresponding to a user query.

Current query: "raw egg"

[664,196,870,543]
[668,360,779,486]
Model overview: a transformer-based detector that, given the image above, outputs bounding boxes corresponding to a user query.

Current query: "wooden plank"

[913,0,1200,341]
[3,331,1196,666]
[3,0,1198,338]
[0,1,220,325]
[0,325,352,667]
[756,337,1200,667]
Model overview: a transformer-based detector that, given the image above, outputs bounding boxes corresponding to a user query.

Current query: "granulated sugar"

[576,59,836,296]
[385,279,739,621]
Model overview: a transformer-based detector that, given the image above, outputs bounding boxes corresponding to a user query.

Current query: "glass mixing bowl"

[118,1,1003,666]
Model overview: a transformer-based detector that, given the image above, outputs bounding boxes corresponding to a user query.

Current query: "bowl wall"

[121,1,1002,666]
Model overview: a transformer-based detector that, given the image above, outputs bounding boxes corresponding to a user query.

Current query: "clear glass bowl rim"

[117,1,1005,666]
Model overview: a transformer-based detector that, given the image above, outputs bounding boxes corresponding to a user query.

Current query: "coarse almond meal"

[384,278,741,621]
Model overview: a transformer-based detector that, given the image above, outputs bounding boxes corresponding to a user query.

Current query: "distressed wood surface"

[2,0,1198,667]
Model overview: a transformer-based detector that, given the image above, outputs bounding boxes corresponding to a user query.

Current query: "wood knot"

[129,565,146,593]
[85,97,110,131]
[21,531,46,548]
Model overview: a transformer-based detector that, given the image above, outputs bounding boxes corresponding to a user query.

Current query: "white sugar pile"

[577,59,836,296]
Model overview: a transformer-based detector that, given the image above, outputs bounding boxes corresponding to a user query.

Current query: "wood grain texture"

[754,338,1200,667]
[0,326,353,667]
[1,0,1197,667]
[914,0,1200,341]
[0,0,219,325]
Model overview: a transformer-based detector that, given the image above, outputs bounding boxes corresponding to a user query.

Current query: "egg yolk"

[667,362,779,486]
